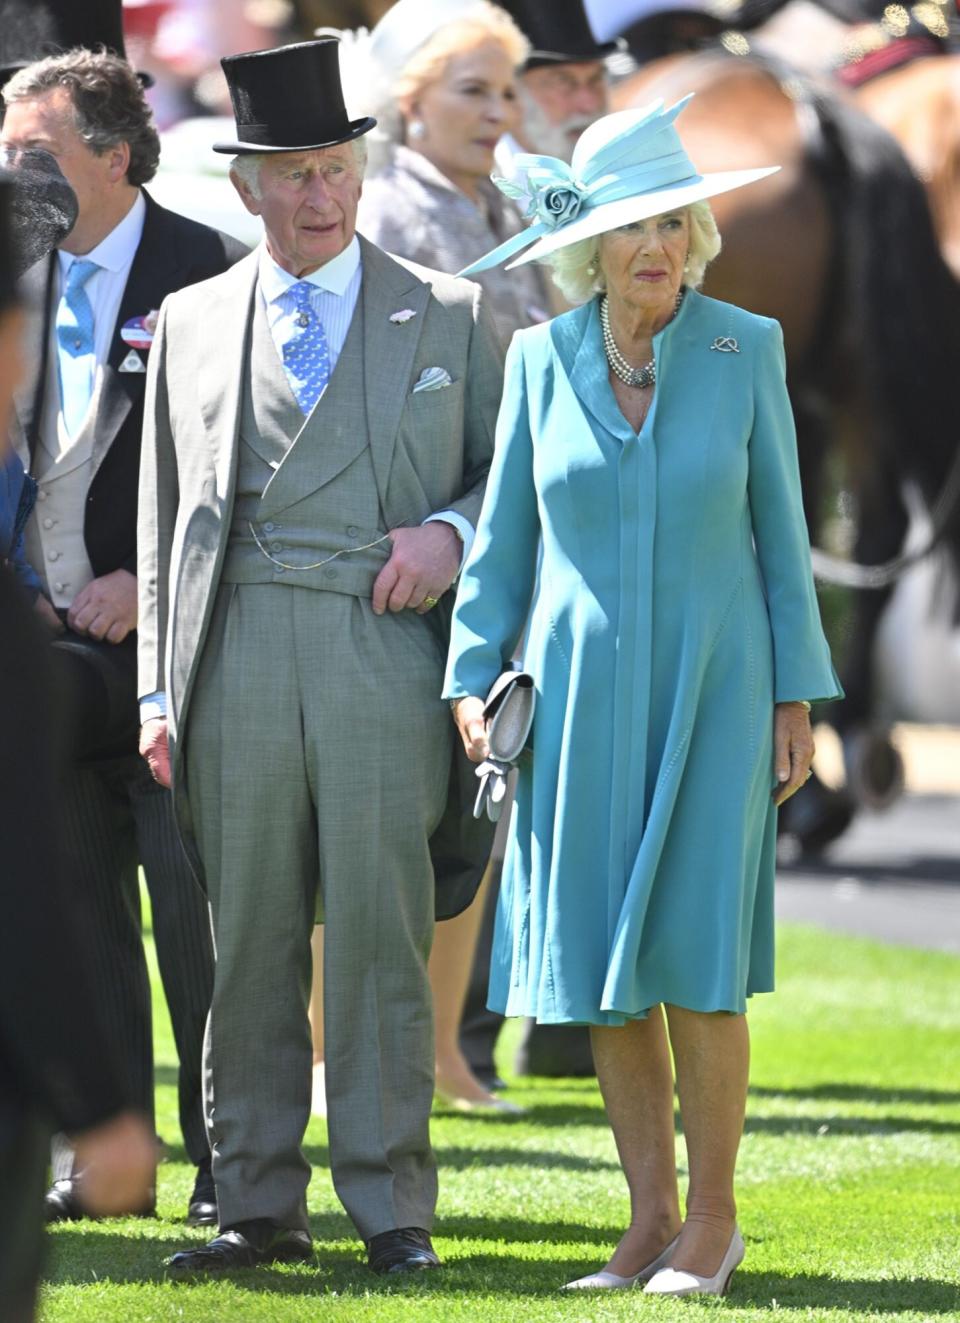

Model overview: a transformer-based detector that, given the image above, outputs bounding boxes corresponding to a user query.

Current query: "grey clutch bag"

[472,669,536,822]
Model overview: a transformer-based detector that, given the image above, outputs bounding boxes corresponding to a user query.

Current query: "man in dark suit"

[1,41,247,1223]
[0,157,156,1323]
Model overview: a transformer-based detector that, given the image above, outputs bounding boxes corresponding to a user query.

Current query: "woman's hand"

[772,702,815,806]
[452,696,489,763]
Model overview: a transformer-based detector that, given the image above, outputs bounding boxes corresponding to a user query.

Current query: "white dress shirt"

[139,237,472,721]
[56,190,147,422]
[259,233,362,379]
[27,194,147,610]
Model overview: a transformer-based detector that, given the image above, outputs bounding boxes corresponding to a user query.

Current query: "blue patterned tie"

[281,280,331,415]
[56,258,100,435]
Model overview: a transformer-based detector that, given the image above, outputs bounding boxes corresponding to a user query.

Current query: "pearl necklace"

[600,289,684,389]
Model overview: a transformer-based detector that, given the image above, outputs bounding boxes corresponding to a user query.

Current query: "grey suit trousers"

[185,581,451,1238]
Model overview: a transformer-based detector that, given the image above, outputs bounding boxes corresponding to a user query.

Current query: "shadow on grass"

[432,1103,606,1129]
[309,1143,618,1174]
[751,1083,960,1106]
[44,1216,621,1291]
[744,1114,959,1136]
[730,1269,960,1314]
[45,1228,960,1312]
[443,1144,617,1172]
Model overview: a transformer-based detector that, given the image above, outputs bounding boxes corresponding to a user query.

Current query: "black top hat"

[497,0,619,68]
[6,149,78,276]
[0,0,149,86]
[0,151,78,309]
[214,40,376,156]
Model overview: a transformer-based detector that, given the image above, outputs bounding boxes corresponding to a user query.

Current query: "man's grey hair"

[3,49,160,186]
[230,137,369,200]
[545,201,722,305]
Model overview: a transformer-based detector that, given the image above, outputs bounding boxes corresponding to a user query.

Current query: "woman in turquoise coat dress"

[444,98,842,1298]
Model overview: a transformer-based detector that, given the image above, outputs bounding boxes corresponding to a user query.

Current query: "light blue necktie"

[56,258,100,435]
[281,280,331,415]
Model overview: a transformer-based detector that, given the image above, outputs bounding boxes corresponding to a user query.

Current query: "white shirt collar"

[58,190,146,276]
[259,235,361,303]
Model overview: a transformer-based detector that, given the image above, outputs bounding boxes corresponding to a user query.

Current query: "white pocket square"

[412,366,453,393]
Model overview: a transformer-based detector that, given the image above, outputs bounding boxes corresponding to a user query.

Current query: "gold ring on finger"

[423,595,439,609]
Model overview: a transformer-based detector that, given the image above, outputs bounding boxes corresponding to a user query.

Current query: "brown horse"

[852,54,960,277]
[611,49,960,849]
[753,2,960,278]
[613,53,832,362]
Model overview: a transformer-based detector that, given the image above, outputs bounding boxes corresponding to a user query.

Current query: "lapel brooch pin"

[390,308,417,325]
[120,309,160,351]
[710,336,740,353]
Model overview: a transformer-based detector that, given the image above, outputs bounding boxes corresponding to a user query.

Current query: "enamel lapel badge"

[121,309,159,351]
[119,349,146,373]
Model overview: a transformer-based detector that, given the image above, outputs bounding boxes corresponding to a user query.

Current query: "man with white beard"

[494,1,616,173]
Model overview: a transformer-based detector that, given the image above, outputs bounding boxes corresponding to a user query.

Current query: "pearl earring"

[408,119,425,140]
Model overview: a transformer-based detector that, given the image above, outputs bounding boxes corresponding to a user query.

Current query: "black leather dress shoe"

[45,1179,156,1223]
[186,1157,218,1226]
[45,1180,85,1223]
[366,1227,441,1274]
[166,1220,312,1274]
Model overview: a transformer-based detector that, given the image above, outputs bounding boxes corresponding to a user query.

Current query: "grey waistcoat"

[220,287,391,596]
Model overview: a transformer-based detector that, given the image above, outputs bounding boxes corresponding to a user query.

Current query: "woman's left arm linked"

[443,335,541,746]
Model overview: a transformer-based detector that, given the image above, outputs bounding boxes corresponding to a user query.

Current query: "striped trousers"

[52,755,213,1179]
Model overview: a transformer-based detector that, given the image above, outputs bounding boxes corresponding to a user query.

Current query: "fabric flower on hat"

[534,181,586,230]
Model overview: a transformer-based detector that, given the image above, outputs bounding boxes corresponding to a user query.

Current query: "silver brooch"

[710,336,740,353]
[390,308,417,325]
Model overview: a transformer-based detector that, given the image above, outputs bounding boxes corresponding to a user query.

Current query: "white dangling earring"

[408,119,426,140]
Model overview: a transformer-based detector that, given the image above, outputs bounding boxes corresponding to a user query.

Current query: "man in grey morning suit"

[137,41,502,1275]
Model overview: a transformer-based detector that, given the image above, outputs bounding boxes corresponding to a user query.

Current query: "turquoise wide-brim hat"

[458,95,779,276]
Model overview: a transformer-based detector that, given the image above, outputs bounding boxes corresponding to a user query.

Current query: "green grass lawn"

[39,924,960,1323]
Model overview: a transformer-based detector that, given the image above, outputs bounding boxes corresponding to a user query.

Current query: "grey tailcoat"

[137,236,504,916]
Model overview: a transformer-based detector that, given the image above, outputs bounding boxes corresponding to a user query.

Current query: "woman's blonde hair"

[336,2,528,173]
[394,3,530,110]
[545,201,722,305]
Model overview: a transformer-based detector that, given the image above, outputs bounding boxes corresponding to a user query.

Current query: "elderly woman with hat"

[445,99,842,1297]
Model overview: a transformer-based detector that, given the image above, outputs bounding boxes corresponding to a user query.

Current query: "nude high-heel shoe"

[643,1225,745,1297]
[562,1234,679,1290]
